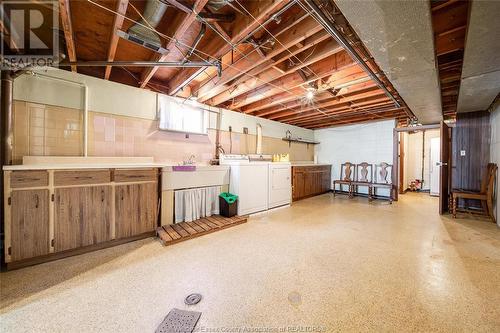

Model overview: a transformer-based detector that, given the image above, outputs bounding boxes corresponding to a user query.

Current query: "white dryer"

[220,155,269,215]
[268,162,291,208]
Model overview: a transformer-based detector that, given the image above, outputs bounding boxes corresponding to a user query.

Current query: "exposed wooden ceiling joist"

[104,0,129,80]
[59,0,77,72]
[139,0,210,88]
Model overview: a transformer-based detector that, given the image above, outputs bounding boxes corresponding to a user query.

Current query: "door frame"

[393,124,441,202]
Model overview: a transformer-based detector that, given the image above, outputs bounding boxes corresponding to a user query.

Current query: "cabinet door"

[115,183,157,238]
[54,186,112,252]
[10,189,50,261]
[269,165,291,208]
[321,170,331,193]
[292,170,305,201]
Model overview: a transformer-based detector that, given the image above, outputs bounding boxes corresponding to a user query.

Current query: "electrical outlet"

[460,150,466,156]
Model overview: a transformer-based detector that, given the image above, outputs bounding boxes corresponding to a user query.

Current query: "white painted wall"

[13,68,313,140]
[220,109,313,140]
[490,103,500,226]
[404,129,440,190]
[314,119,395,195]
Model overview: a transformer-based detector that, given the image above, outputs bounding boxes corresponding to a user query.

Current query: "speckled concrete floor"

[1,193,499,332]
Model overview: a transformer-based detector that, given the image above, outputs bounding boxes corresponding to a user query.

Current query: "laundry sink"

[172,165,196,172]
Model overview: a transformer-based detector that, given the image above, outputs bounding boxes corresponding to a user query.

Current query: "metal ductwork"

[118,0,169,54]
[207,0,231,12]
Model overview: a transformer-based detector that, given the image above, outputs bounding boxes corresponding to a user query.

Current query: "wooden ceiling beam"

[195,15,322,102]
[303,110,406,129]
[204,30,329,101]
[205,38,342,106]
[265,87,384,121]
[288,100,394,126]
[292,105,401,127]
[139,0,209,88]
[239,63,364,114]
[228,51,354,110]
[162,0,192,13]
[254,80,376,117]
[274,95,390,123]
[59,0,77,72]
[165,0,295,95]
[104,0,129,80]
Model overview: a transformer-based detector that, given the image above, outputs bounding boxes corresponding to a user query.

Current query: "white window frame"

[157,95,209,135]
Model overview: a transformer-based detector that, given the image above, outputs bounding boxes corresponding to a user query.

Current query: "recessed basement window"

[158,95,209,135]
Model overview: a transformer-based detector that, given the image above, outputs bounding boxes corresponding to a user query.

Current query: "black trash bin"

[219,192,238,217]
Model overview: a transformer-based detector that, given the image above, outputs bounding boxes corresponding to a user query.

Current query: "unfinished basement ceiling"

[457,0,500,113]
[335,0,442,124]
[4,0,441,127]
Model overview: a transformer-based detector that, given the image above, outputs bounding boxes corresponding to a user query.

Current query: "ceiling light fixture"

[306,89,315,100]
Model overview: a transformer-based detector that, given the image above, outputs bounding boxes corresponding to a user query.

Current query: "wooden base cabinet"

[4,168,158,269]
[292,165,331,201]
[115,183,157,238]
[54,186,112,252]
[10,189,50,261]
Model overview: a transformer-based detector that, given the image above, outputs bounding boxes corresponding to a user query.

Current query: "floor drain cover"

[185,293,202,305]
[155,308,201,333]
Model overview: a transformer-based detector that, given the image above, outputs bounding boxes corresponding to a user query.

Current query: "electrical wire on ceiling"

[194,2,366,122]
[86,0,402,125]
[231,0,401,122]
[87,0,345,123]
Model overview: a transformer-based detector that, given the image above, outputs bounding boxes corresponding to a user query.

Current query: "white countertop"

[3,163,230,171]
[291,161,332,167]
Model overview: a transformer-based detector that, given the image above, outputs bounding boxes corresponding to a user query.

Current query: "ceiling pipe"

[182,23,207,63]
[120,0,169,54]
[299,0,416,120]
[57,60,219,68]
[1,71,14,166]
[171,0,297,96]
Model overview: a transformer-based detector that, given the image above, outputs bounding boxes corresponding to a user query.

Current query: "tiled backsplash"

[13,100,314,164]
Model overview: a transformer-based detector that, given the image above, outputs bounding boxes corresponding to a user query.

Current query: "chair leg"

[452,196,457,218]
[486,198,495,223]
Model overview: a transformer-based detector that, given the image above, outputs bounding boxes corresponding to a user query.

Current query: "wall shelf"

[282,138,320,148]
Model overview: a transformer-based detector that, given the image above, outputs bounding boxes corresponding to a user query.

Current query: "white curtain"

[174,186,221,223]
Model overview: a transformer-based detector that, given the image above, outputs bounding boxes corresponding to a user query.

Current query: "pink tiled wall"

[13,101,314,164]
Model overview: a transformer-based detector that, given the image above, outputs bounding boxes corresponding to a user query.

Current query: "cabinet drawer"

[54,170,111,186]
[10,171,49,188]
[114,169,157,183]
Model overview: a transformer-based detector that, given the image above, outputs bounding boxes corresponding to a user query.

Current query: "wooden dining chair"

[371,162,394,203]
[333,162,355,198]
[352,162,373,200]
[451,163,497,223]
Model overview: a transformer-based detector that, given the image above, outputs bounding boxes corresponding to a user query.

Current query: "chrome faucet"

[183,154,196,165]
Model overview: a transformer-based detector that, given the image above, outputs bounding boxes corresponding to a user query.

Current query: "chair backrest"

[374,162,393,184]
[340,162,355,181]
[355,162,373,182]
[484,163,498,198]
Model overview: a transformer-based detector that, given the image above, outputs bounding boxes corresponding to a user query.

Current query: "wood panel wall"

[452,111,491,207]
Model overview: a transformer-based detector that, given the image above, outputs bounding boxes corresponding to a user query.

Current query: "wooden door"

[54,186,112,252]
[398,132,405,194]
[115,183,157,238]
[292,168,305,201]
[10,189,50,261]
[439,121,451,214]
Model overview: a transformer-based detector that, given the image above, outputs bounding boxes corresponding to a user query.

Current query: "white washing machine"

[268,162,291,208]
[220,154,269,215]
